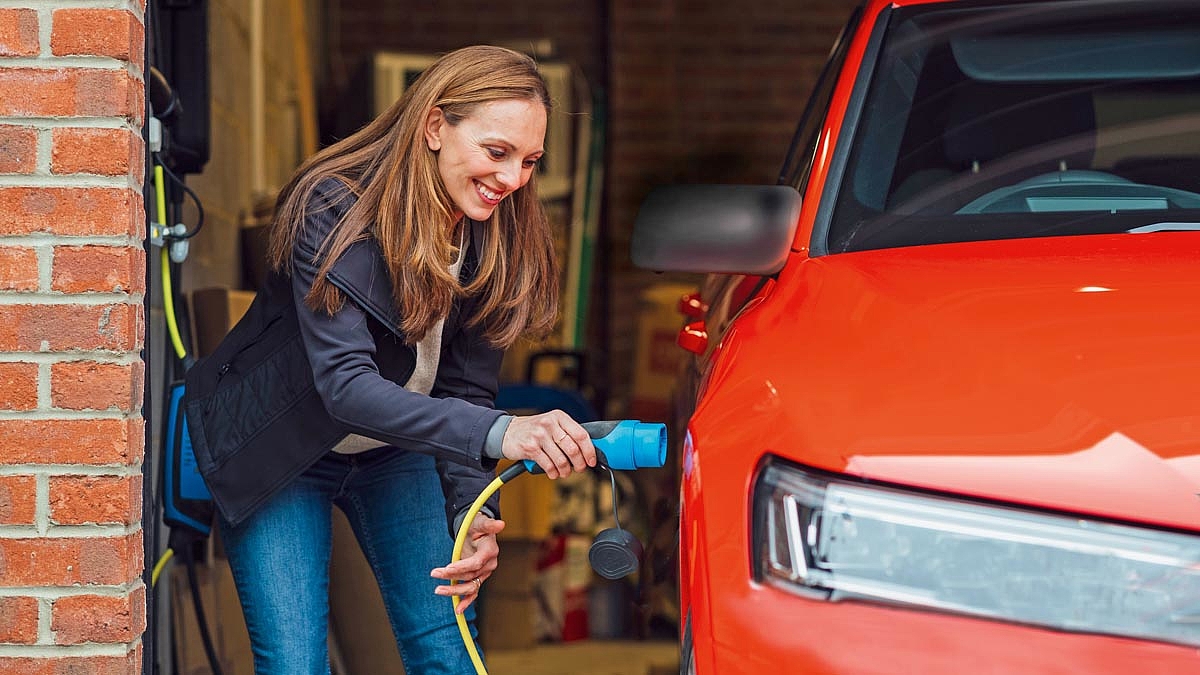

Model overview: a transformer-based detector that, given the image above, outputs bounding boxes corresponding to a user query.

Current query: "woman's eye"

[523,158,540,169]
[486,148,506,160]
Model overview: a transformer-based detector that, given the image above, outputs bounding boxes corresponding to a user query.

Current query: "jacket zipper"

[205,312,282,414]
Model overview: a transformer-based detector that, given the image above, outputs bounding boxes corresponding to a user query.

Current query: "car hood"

[702,232,1200,531]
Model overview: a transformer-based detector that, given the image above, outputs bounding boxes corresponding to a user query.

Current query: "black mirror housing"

[631,184,802,275]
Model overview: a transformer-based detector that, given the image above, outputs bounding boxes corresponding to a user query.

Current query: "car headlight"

[753,457,1200,647]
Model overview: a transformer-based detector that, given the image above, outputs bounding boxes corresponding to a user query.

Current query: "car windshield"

[827,0,1200,252]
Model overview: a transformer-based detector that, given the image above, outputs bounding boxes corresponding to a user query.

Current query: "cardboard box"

[490,537,542,594]
[480,538,542,650]
[190,287,256,358]
[495,460,556,541]
[170,558,220,675]
[630,283,697,421]
[478,588,538,651]
[239,222,271,291]
[170,550,253,674]
[212,557,255,674]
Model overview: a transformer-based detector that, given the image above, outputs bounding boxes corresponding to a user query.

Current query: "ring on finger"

[556,433,568,443]
[472,577,482,591]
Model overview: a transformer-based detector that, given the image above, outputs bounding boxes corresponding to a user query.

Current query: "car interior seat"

[891,84,1097,209]
[1113,155,1200,194]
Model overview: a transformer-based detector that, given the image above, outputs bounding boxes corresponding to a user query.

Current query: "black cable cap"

[589,527,643,580]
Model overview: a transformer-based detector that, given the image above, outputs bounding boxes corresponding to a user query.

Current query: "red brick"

[0,418,137,466]
[0,651,140,675]
[51,586,145,645]
[0,533,142,586]
[52,10,143,68]
[52,245,145,294]
[51,360,142,413]
[0,125,37,174]
[49,474,141,526]
[0,362,37,411]
[0,596,39,644]
[76,69,143,124]
[0,247,38,292]
[0,68,142,123]
[51,127,143,177]
[0,9,38,57]
[0,475,37,526]
[0,303,141,352]
[0,187,143,238]
[0,69,71,117]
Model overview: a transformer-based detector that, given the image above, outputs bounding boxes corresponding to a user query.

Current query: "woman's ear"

[424,107,445,152]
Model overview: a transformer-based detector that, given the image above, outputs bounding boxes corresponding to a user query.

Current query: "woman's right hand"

[501,410,597,479]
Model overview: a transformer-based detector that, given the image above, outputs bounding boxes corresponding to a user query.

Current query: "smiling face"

[423,97,547,222]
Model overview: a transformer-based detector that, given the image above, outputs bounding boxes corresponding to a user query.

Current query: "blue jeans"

[219,448,481,675]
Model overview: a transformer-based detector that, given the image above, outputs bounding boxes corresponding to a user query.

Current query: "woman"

[183,45,596,674]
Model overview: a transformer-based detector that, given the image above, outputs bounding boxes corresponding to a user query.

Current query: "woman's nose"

[496,159,522,190]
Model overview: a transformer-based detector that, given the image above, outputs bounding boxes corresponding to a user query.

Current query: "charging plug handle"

[521,420,667,474]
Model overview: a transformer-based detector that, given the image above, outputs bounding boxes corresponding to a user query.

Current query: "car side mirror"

[631,184,802,275]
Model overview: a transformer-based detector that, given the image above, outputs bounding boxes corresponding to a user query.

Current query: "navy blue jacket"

[184,179,504,529]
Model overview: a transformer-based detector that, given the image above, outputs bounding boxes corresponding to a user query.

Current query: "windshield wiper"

[1127,222,1200,233]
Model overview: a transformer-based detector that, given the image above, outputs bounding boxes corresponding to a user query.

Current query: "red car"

[632,0,1200,672]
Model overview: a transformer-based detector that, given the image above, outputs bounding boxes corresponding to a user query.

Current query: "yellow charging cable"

[155,164,189,362]
[151,162,190,586]
[450,462,532,675]
[162,247,188,360]
[152,547,175,587]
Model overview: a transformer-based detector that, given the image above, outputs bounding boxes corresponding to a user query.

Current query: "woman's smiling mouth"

[475,180,503,205]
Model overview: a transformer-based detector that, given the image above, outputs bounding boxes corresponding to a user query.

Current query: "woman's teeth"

[476,182,501,202]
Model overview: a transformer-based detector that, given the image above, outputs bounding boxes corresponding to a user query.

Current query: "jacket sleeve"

[430,302,506,533]
[291,181,505,471]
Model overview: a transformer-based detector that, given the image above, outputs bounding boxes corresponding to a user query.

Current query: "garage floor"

[487,640,679,675]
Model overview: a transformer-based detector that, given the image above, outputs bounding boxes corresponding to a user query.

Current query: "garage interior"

[144,1,855,672]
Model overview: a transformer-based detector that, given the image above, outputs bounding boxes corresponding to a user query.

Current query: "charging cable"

[448,420,667,675]
[149,154,223,675]
[449,461,532,674]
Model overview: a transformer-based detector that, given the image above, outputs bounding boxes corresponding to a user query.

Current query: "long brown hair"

[268,45,558,348]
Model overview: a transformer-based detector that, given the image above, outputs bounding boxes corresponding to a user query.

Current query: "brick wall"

[604,0,860,414]
[322,1,858,415]
[0,2,146,673]
[324,0,604,110]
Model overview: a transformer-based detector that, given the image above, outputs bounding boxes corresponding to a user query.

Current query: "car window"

[827,0,1200,252]
[779,7,862,194]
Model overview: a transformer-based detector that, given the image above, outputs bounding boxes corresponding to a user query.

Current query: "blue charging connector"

[514,419,667,580]
[450,419,669,673]
[521,420,667,474]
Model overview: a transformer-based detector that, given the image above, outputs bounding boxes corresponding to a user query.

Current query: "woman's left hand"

[430,513,505,613]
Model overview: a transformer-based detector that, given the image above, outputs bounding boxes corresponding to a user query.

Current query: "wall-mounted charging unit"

[163,381,213,536]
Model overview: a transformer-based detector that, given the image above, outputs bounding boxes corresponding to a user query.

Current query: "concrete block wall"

[0,2,147,673]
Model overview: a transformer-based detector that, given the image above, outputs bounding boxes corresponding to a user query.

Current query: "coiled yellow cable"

[450,474,507,675]
[451,459,538,673]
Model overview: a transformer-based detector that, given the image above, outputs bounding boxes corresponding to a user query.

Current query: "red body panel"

[701,234,1200,530]
[677,0,1200,670]
[686,235,1200,671]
